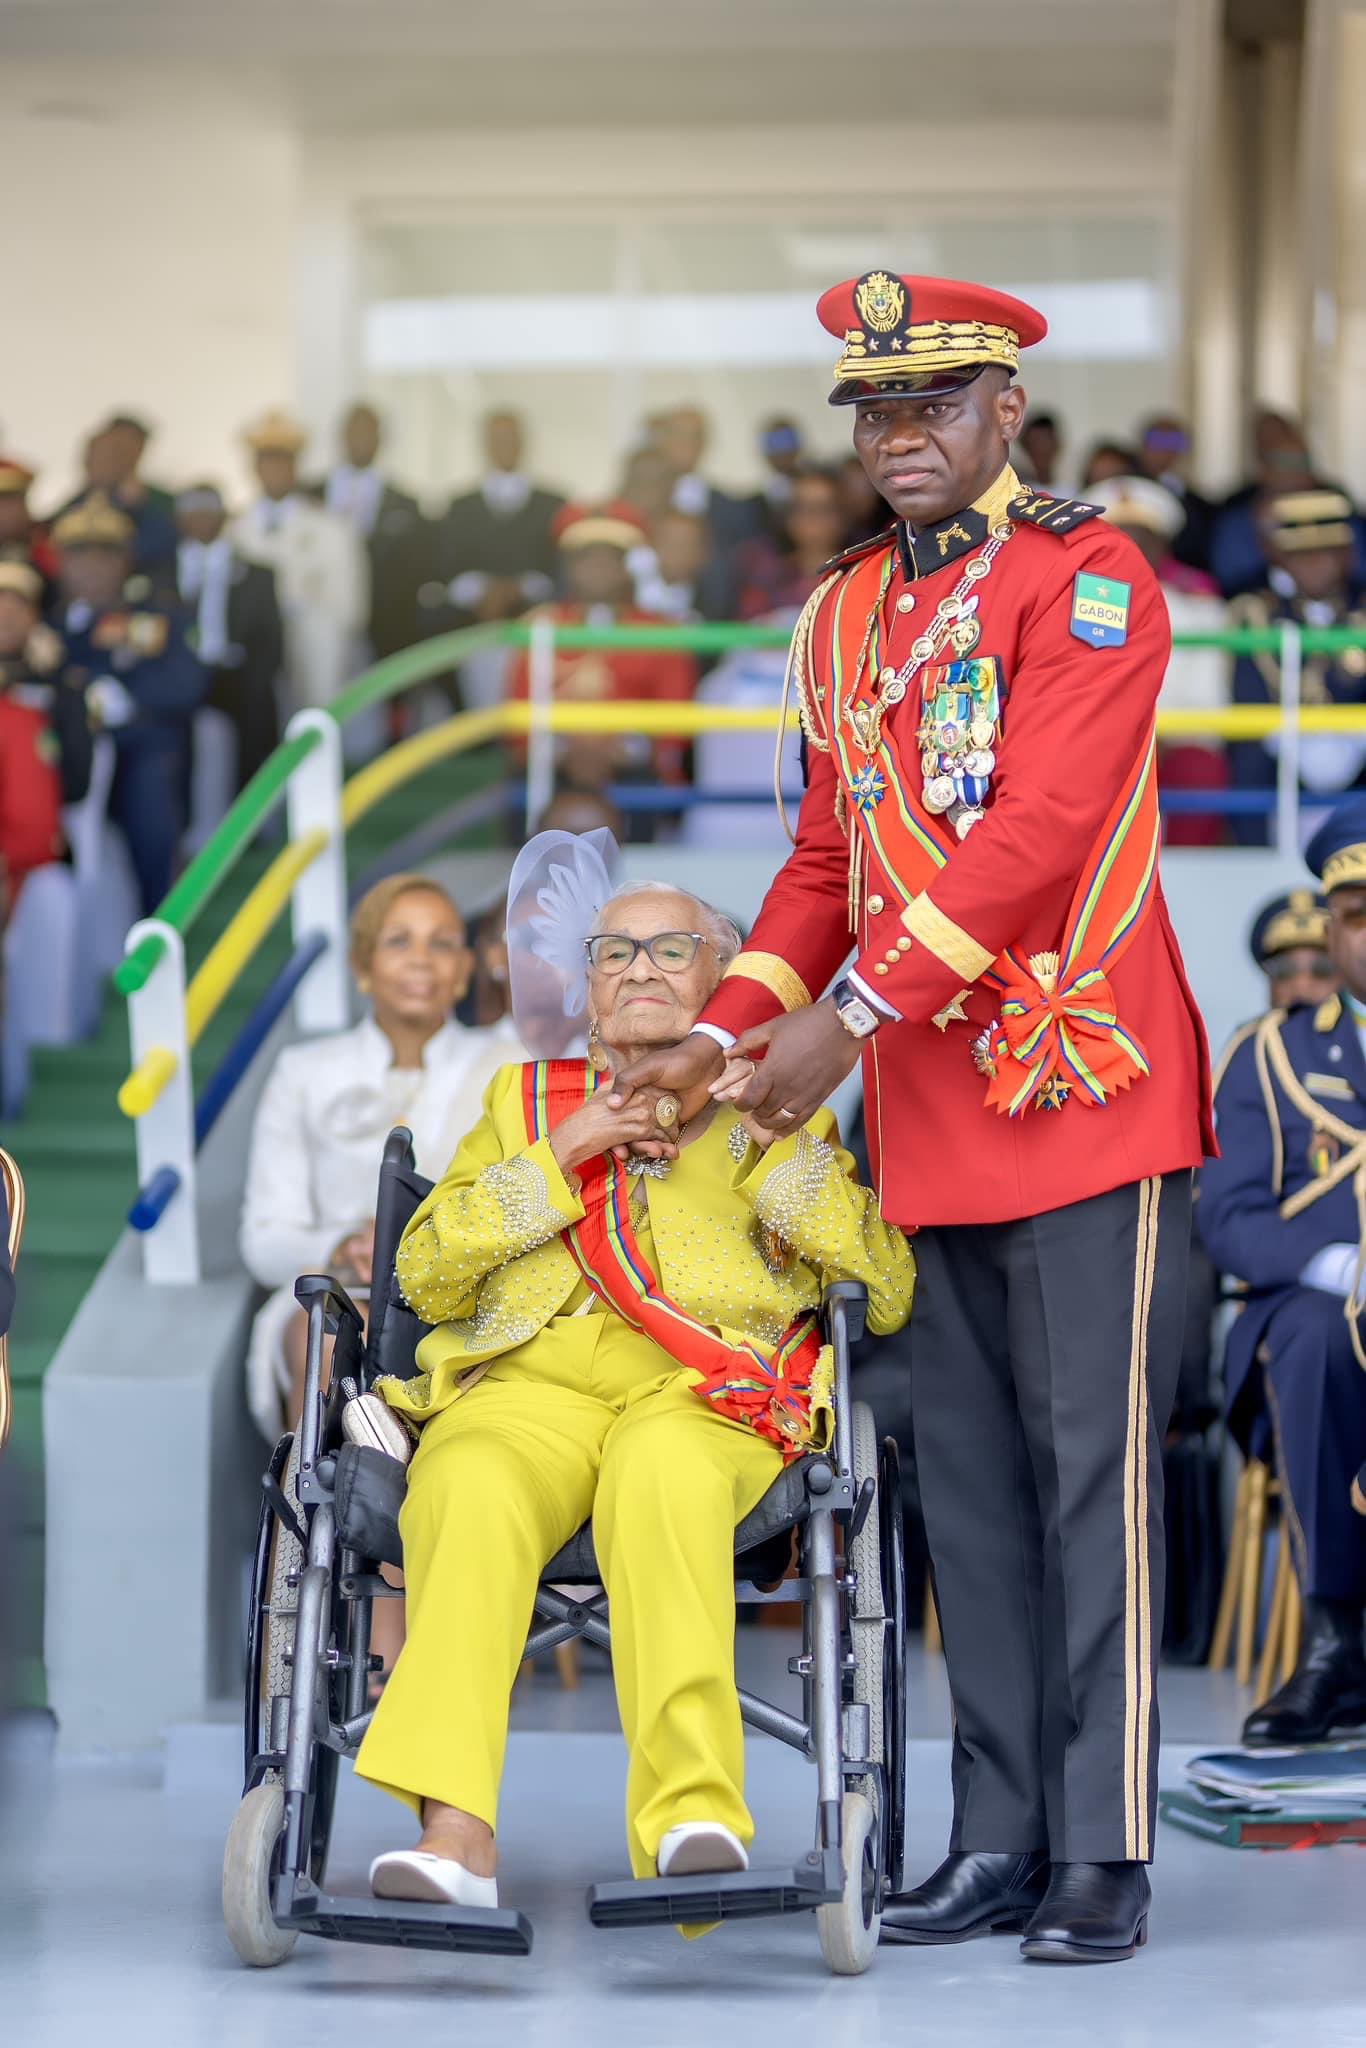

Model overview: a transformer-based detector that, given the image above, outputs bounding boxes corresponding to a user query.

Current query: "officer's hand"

[611,1033,725,1113]
[87,676,136,729]
[548,1091,679,1176]
[712,1002,860,1129]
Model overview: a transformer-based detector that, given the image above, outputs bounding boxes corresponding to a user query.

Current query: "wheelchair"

[223,1125,907,1974]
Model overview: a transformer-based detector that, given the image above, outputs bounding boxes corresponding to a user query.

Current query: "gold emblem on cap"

[855,271,906,335]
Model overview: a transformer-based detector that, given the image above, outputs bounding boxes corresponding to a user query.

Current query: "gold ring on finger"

[654,1093,681,1131]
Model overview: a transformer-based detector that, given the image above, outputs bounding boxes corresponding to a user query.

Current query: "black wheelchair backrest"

[363,1126,435,1389]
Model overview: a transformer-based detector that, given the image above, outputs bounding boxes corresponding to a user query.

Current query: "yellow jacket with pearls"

[381,1062,914,1423]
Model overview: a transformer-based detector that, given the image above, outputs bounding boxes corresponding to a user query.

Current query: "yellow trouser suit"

[354,1066,914,1880]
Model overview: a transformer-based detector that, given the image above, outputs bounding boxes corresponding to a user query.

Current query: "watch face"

[838,995,879,1038]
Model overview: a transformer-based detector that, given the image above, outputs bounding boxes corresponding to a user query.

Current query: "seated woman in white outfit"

[239,872,520,1439]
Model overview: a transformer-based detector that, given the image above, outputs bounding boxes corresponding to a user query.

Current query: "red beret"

[816,271,1047,405]
[552,499,649,551]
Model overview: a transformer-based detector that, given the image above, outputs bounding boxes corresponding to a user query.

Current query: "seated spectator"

[1209,408,1366,598]
[434,408,563,627]
[355,863,913,1907]
[506,502,697,806]
[175,485,284,794]
[233,409,368,719]
[1199,799,1366,1745]
[0,561,92,807]
[1078,438,1143,490]
[651,404,760,612]
[51,494,205,914]
[55,415,178,577]
[1226,489,1366,846]
[238,874,513,1438]
[631,509,712,620]
[732,464,849,621]
[317,401,433,662]
[0,565,69,905]
[1088,474,1229,844]
[0,458,58,594]
[746,415,806,531]
[1017,408,1068,492]
[1135,412,1216,575]
[1247,887,1337,1013]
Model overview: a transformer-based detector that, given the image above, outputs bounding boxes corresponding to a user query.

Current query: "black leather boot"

[1020,1861,1151,1963]
[1242,1597,1366,1747]
[879,1850,1049,1946]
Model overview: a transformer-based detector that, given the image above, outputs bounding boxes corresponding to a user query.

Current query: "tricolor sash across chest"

[799,540,1163,1116]
[521,1061,829,1458]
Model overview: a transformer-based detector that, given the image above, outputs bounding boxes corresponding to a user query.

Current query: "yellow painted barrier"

[340,706,507,829]
[117,1047,178,1120]
[184,829,329,1046]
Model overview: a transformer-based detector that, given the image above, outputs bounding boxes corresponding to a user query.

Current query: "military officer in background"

[1200,806,1366,1745]
[0,559,92,806]
[1227,489,1366,846]
[0,457,58,595]
[232,410,368,719]
[620,270,1212,1964]
[52,494,205,913]
[1247,886,1337,1015]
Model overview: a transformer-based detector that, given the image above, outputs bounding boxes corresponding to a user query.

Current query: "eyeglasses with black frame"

[585,931,712,974]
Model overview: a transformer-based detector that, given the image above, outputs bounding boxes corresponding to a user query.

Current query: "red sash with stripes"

[522,1060,825,1458]
[822,545,1161,1115]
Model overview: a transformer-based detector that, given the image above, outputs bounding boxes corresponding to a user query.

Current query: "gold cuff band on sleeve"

[900,893,994,982]
[721,951,813,1014]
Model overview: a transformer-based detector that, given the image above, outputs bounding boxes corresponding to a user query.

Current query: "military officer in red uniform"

[620,272,1213,1964]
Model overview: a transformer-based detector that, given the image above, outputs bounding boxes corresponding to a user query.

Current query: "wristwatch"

[830,977,882,1040]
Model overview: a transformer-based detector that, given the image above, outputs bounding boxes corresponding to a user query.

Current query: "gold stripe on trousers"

[1123,1176,1161,1861]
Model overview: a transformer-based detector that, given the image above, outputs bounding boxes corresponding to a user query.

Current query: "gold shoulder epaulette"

[1227,590,1274,628]
[822,524,897,575]
[1007,493,1104,536]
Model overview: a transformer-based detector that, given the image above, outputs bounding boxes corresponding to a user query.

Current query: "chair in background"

[1208,1458,1302,1704]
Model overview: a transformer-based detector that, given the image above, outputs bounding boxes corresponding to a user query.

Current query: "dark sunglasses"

[585,931,711,973]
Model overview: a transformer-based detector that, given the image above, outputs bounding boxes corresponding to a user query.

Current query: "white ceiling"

[0,0,1181,128]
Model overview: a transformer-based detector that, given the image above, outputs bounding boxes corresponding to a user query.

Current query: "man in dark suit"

[175,485,283,790]
[55,415,178,578]
[433,409,563,624]
[1200,805,1366,1746]
[315,402,432,660]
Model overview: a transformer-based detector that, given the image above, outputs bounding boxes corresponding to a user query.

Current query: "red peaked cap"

[552,498,649,551]
[817,271,1048,405]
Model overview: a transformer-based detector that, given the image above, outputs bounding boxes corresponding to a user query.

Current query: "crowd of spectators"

[1,391,1366,1103]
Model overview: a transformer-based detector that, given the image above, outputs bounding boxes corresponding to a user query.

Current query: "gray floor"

[3,1641,1364,2048]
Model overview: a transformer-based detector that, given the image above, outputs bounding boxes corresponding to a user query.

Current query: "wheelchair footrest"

[274,1880,533,1956]
[588,1861,841,1929]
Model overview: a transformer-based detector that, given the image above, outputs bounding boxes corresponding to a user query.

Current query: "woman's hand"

[548,1092,680,1176]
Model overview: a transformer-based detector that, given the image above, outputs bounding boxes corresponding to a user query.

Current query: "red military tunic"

[701,469,1214,1227]
[0,695,63,900]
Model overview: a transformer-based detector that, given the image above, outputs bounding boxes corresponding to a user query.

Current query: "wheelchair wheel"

[223,1780,298,1967]
[816,1790,880,1975]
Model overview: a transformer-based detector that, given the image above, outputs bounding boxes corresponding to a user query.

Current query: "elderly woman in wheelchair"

[353,848,914,1917]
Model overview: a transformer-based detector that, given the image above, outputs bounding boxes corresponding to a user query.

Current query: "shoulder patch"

[823,523,898,575]
[1315,992,1343,1033]
[1070,571,1130,649]
[1007,492,1104,536]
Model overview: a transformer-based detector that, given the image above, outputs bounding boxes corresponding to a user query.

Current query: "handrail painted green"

[113,729,321,996]
[114,612,1366,998]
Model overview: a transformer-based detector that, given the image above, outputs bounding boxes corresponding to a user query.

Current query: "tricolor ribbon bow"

[982,952,1150,1117]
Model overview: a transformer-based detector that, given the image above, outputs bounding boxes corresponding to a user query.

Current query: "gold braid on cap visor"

[833,320,1022,387]
[1322,846,1366,891]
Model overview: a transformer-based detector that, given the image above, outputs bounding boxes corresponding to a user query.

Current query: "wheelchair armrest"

[294,1273,366,1336]
[821,1281,868,1346]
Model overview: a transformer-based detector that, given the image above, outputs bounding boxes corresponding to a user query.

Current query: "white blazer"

[240,1013,523,1435]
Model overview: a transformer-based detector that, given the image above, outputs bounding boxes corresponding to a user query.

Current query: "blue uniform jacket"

[59,598,205,756]
[1198,994,1366,1414]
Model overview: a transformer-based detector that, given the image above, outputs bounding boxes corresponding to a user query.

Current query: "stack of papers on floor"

[1184,1744,1366,1812]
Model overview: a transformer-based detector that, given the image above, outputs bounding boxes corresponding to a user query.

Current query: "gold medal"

[950,618,982,656]
[954,805,985,838]
[921,747,939,778]
[969,714,996,748]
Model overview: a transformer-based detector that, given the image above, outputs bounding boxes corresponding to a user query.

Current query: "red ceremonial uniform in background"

[702,471,1214,1226]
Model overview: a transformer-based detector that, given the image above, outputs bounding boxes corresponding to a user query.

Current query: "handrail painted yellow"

[115,693,1366,1119]
[118,1048,179,1119]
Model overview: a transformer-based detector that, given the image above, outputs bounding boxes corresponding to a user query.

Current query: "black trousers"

[910,1172,1192,1864]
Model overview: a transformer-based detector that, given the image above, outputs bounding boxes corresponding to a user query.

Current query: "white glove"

[86,676,137,729]
[1300,1242,1360,1297]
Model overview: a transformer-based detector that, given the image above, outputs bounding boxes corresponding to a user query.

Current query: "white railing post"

[123,919,199,1285]
[526,615,557,829]
[284,709,350,1032]
[1275,620,1303,857]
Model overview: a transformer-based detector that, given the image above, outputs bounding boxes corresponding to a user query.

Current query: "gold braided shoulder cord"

[774,572,840,845]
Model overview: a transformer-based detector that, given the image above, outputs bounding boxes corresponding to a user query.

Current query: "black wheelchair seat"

[333,1439,814,1580]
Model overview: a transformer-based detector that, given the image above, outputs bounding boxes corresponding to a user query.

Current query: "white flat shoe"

[369,1849,498,1909]
[342,1393,413,1466]
[656,1823,750,1878]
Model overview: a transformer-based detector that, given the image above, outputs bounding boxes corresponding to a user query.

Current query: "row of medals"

[862,525,1012,840]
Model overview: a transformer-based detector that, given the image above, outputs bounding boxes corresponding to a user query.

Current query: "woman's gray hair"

[592,881,743,969]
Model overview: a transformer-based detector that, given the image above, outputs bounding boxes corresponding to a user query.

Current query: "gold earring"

[587,1019,610,1072]
[357,976,372,996]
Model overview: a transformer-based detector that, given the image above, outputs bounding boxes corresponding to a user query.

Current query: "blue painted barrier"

[129,1166,181,1234]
